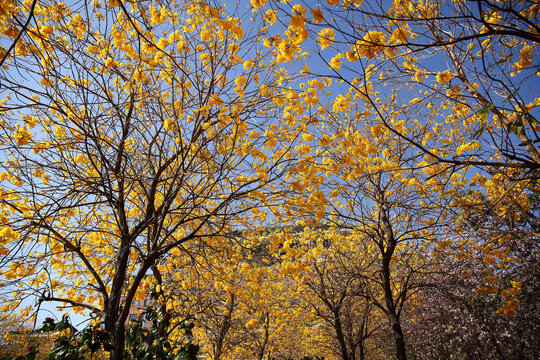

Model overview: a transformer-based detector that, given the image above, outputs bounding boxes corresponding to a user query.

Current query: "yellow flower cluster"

[290,4,306,31]
[0,227,20,240]
[513,45,534,71]
[390,27,410,43]
[264,9,277,25]
[251,0,268,11]
[455,141,479,156]
[245,318,258,328]
[329,53,344,70]
[0,0,16,38]
[318,28,335,50]
[12,125,33,146]
[310,8,324,23]
[332,94,350,112]
[497,297,519,317]
[436,70,454,83]
[352,31,386,59]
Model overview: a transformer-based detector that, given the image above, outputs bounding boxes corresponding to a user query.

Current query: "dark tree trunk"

[110,321,126,360]
[378,197,407,360]
[333,308,350,360]
[381,251,407,360]
[213,294,234,360]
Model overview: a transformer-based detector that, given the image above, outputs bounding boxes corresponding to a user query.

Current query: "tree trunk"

[388,310,407,360]
[214,296,234,360]
[333,308,350,360]
[358,320,366,360]
[110,321,126,360]
[258,314,270,360]
[381,254,407,360]
[378,196,407,360]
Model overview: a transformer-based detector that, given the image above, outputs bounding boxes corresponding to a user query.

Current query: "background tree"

[160,237,245,360]
[296,227,385,360]
[314,113,452,360]
[218,234,310,360]
[161,228,323,360]
[403,227,540,359]
[0,1,305,358]
[0,313,39,359]
[402,181,540,359]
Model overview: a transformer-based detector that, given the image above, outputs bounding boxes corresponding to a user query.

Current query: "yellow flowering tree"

[159,228,324,360]
[0,0,306,358]
[315,115,449,360]
[268,62,459,358]
[261,0,539,242]
[295,227,387,360]
[250,1,540,358]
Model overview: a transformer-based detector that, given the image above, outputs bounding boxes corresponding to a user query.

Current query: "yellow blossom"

[354,31,386,59]
[264,9,277,25]
[318,28,335,50]
[13,125,32,146]
[329,53,344,70]
[245,318,258,328]
[243,59,254,70]
[390,27,409,43]
[436,70,453,84]
[310,8,324,23]
[251,0,268,11]
[302,133,313,142]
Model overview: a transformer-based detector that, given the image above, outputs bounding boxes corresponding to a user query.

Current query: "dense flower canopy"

[0,0,538,359]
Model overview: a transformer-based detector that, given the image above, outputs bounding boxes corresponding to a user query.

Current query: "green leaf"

[476,104,494,117]
[455,210,465,224]
[476,108,489,117]
[473,122,486,139]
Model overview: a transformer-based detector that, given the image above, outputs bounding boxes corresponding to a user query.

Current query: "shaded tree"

[298,228,384,360]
